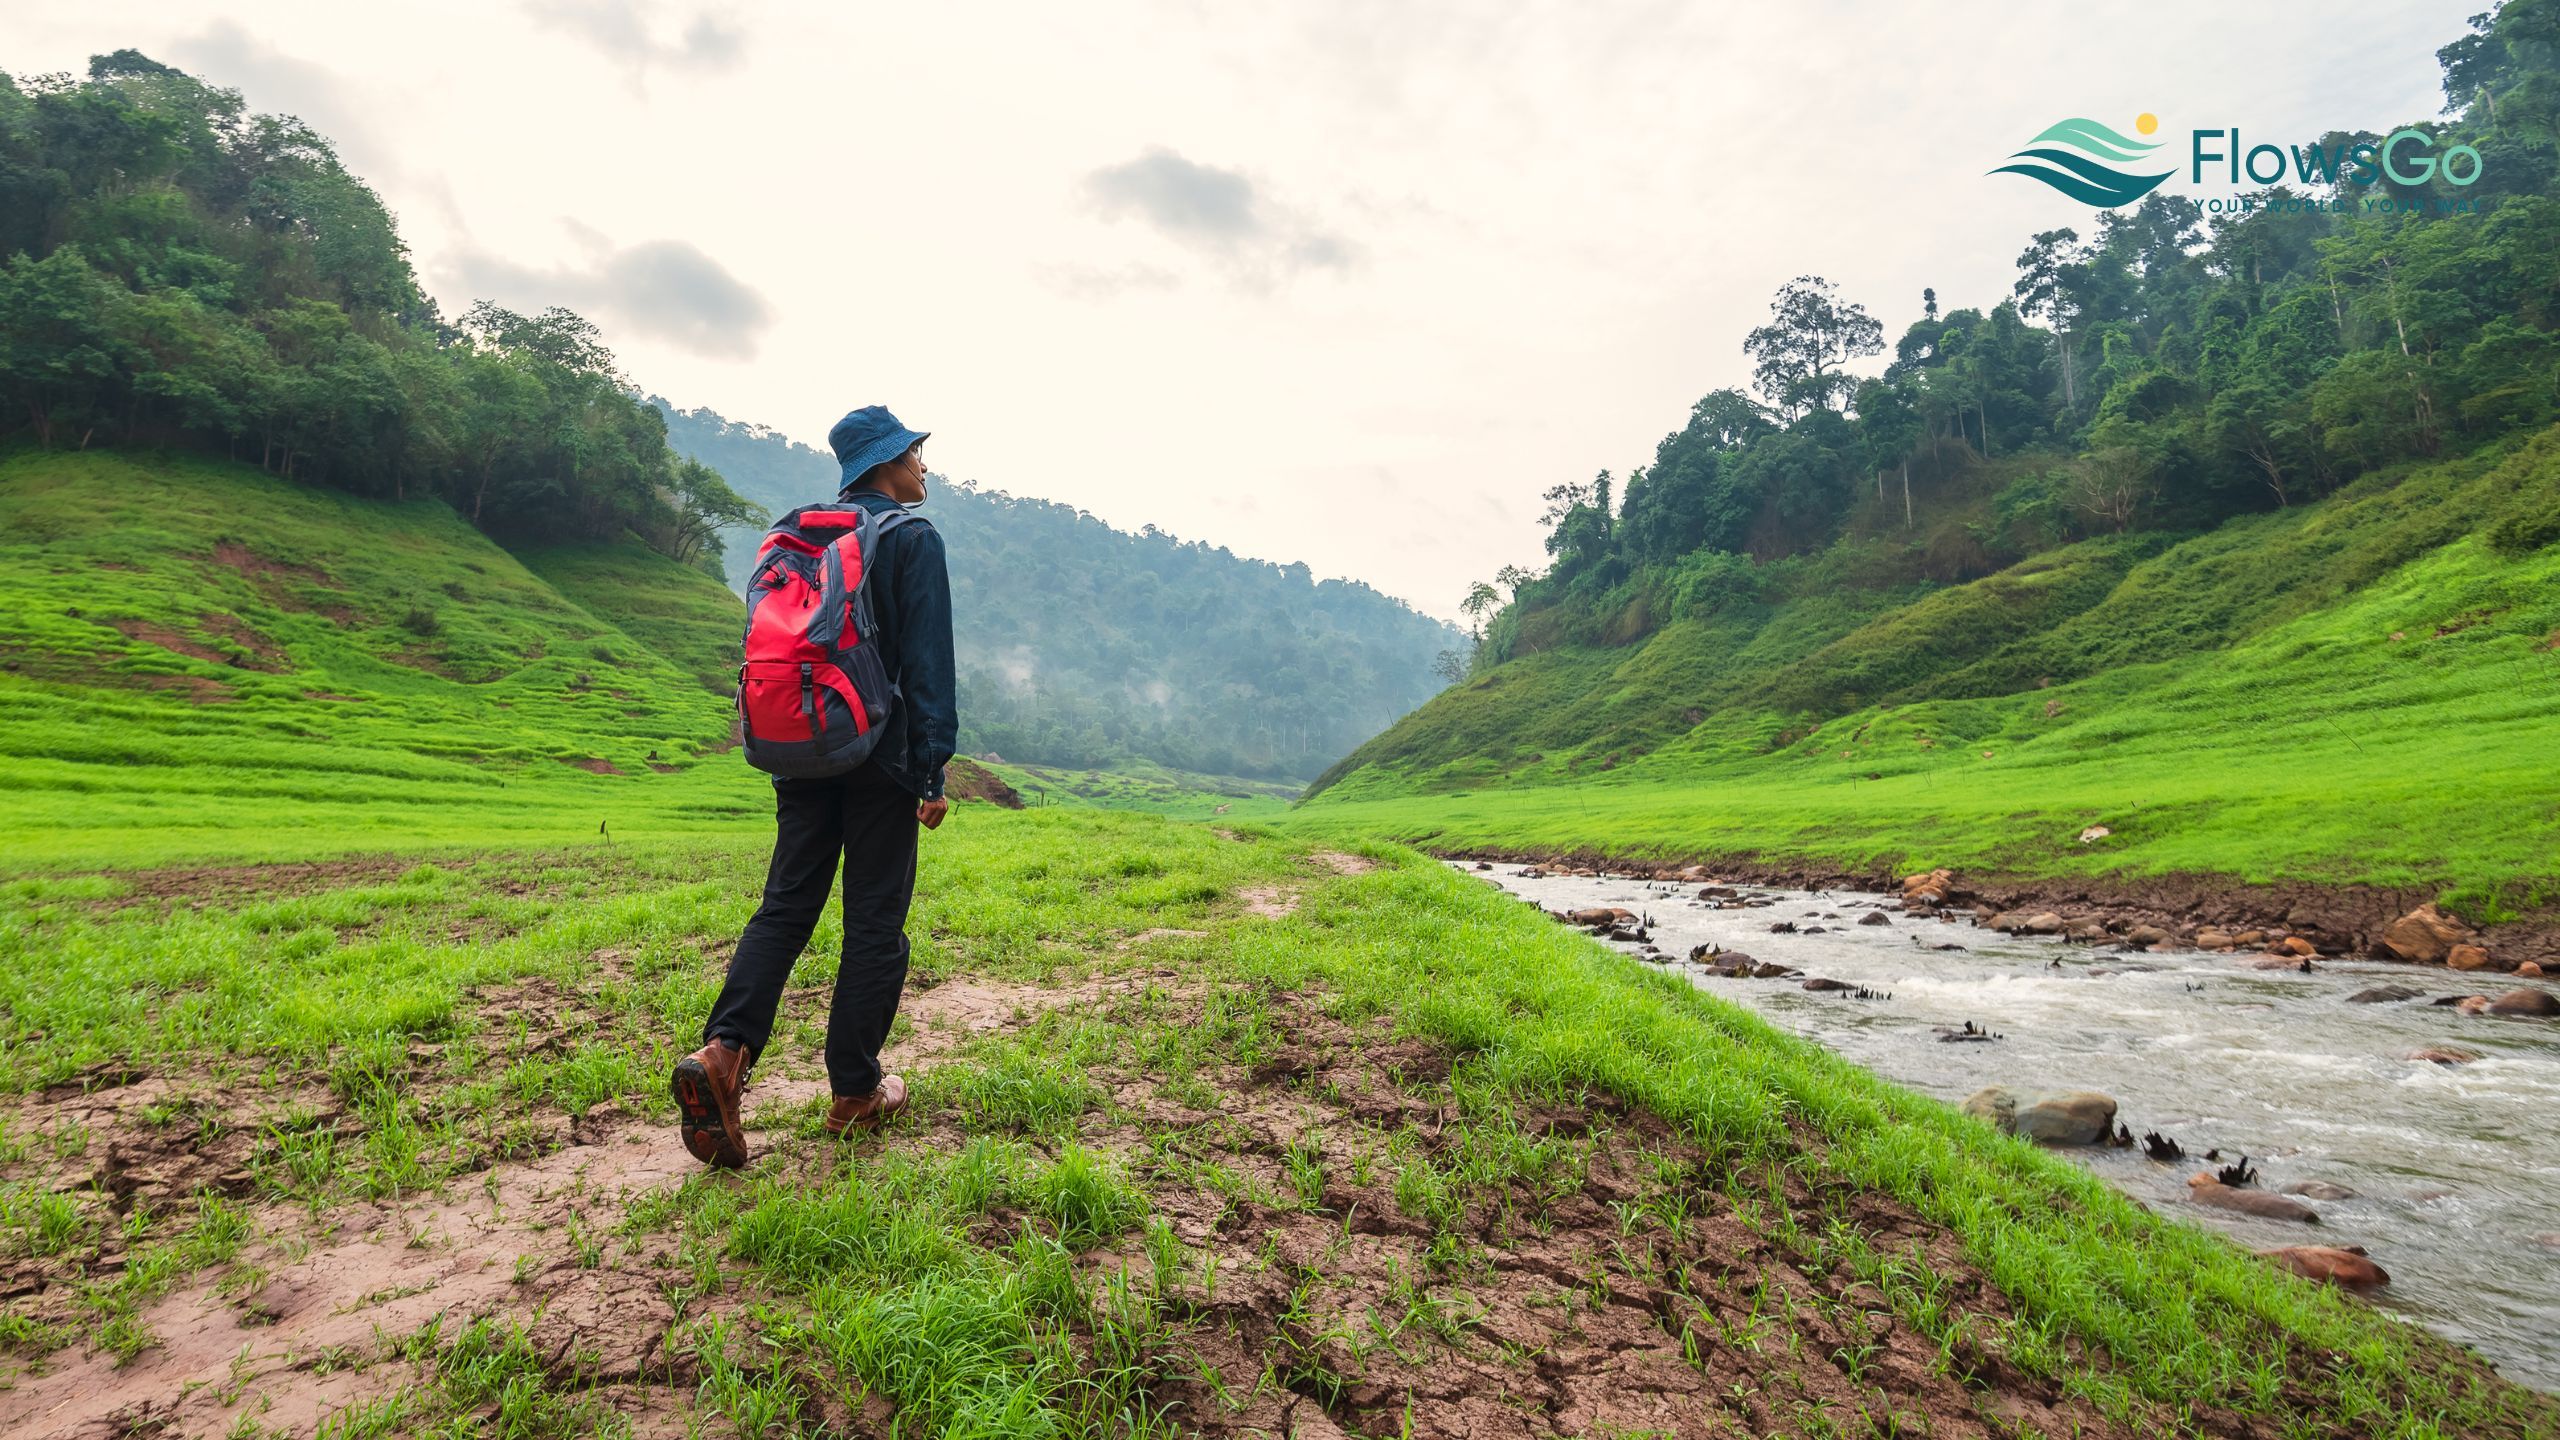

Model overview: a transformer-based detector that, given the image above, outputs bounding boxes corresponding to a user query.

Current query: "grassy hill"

[1299,427,2560,912]
[0,447,767,869]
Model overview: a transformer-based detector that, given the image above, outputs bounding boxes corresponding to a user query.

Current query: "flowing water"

[1455,861,2560,1390]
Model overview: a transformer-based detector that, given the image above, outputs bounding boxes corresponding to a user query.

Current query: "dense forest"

[661,407,1458,780]
[1466,2,2560,676]
[0,52,754,571]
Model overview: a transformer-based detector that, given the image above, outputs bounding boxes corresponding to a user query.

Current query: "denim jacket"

[837,489,957,801]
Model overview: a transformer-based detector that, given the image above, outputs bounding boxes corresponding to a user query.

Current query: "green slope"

[0,448,766,868]
[511,539,745,694]
[1298,428,2560,908]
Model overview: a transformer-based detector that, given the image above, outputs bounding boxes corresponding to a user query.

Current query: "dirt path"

[0,976,1123,1439]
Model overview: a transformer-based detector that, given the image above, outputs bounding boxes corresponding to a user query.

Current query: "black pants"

[702,767,918,1097]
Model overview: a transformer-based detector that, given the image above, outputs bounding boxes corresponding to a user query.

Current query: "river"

[1454,861,2560,1390]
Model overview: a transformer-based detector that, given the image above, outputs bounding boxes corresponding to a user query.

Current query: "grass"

[982,756,1301,821]
[0,811,2549,1436]
[0,444,2550,1433]
[0,447,763,870]
[1298,431,2560,914]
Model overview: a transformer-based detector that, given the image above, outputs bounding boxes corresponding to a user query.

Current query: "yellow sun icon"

[2135,112,2159,136]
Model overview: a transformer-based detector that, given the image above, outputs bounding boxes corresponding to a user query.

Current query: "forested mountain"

[0,53,755,572]
[659,407,1458,780]
[1315,0,2560,801]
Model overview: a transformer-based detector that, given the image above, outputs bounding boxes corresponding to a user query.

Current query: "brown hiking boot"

[671,1038,751,1168]
[824,1074,908,1136]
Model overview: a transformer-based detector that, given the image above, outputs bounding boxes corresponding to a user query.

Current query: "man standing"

[670,405,957,1168]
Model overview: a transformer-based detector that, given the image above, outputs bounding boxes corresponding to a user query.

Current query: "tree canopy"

[1488,0,2560,667]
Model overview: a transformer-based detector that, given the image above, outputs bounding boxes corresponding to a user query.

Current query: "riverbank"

[4,813,2556,1435]
[1459,860,2560,1387]
[1417,841,2560,971]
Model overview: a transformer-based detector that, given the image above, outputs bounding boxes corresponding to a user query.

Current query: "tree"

[661,457,765,571]
[1744,275,1883,417]
[2013,228,2090,412]
[2067,445,2154,531]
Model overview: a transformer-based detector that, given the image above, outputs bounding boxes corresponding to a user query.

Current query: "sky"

[1,1,2482,620]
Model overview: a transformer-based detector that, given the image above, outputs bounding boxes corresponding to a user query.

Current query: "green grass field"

[3,814,2550,1437]
[984,757,1300,821]
[1299,432,2560,917]
[4,444,2555,1435]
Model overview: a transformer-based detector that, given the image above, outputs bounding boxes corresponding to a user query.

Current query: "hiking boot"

[671,1038,751,1168]
[824,1074,909,1136]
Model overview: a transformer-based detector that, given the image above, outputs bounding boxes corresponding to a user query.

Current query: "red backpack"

[736,503,918,778]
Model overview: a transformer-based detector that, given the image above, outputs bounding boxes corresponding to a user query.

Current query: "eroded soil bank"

[1433,845,2560,969]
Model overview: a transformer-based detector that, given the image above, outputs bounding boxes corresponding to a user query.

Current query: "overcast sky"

[2,2,2479,619]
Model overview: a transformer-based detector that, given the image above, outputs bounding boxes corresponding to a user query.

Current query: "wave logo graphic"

[1992,115,2173,208]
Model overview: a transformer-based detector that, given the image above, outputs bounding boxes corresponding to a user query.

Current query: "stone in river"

[1858,911,1892,927]
[2260,1245,2388,1289]
[2404,1047,2481,1065]
[2126,923,2173,946]
[2380,903,2469,964]
[2485,987,2559,1017]
[1801,977,1857,992]
[2188,1176,2320,1223]
[2345,985,2424,1004]
[2446,944,2496,972]
[2278,1180,2360,1200]
[1961,1086,2118,1145]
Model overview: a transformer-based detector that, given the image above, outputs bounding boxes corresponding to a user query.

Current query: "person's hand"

[918,797,950,830]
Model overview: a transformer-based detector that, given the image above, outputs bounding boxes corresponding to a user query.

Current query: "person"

[669,404,957,1168]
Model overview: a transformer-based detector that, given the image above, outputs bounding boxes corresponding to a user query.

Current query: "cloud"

[1076,147,1354,293]
[529,0,745,82]
[168,22,471,232]
[171,22,382,172]
[449,227,774,360]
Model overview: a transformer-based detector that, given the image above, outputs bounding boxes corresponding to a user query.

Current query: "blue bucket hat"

[828,405,930,495]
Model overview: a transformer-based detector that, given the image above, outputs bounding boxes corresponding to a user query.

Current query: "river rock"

[1961,1086,2118,1144]
[1801,977,1856,992]
[2067,920,2109,942]
[2405,1046,2481,1065]
[2520,961,2546,978]
[2188,1176,2320,1223]
[1902,868,1952,905]
[2260,1245,2388,1289]
[2446,944,2496,972]
[2195,929,2236,951]
[1992,910,2066,935]
[2381,903,2470,964]
[2276,936,2317,957]
[2233,929,2267,947]
[1564,907,1637,928]
[2244,953,2313,971]
[2126,923,2173,947]
[2486,987,2559,1017]
[1857,910,1892,927]
[2346,985,2425,1004]
[2454,995,2492,1015]
[2278,1180,2360,1200]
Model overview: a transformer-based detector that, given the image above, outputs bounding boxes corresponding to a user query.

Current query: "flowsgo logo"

[1993,113,2484,214]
